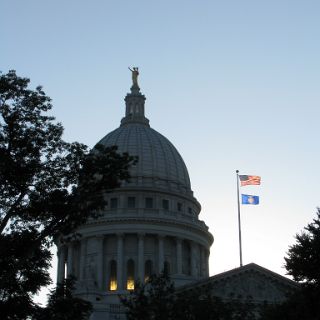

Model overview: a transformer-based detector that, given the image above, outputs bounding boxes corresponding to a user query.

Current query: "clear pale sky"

[2,0,320,304]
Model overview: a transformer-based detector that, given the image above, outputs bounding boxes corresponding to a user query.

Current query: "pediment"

[182,263,299,304]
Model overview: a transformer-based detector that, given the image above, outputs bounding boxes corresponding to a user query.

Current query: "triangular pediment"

[180,263,299,304]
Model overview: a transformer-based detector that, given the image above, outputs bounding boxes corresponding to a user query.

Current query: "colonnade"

[57,233,209,290]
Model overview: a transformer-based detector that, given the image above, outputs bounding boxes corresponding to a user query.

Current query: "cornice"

[78,216,214,244]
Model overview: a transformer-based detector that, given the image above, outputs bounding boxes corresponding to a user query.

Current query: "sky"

[1,0,320,304]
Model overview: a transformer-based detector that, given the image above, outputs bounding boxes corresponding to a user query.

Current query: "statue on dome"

[128,67,139,87]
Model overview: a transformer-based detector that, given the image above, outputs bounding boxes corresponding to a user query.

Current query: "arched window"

[182,241,191,275]
[144,260,153,282]
[109,260,117,291]
[164,261,170,274]
[126,259,135,290]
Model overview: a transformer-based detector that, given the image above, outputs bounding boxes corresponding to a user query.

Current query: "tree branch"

[0,192,25,234]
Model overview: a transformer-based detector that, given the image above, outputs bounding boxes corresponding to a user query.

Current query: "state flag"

[241,194,259,205]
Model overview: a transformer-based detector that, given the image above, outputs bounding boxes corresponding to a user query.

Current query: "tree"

[0,70,137,319]
[121,272,256,320]
[34,277,92,320]
[260,208,320,320]
[285,208,320,286]
[120,270,175,320]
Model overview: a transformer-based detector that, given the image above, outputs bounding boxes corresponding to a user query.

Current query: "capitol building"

[56,73,213,319]
[56,72,297,320]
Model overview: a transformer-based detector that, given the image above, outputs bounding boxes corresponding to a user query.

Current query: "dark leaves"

[0,70,136,319]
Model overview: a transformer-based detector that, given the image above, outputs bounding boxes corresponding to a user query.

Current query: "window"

[128,197,136,208]
[177,202,182,212]
[188,207,192,214]
[126,259,135,290]
[162,199,169,210]
[145,260,153,282]
[109,260,117,291]
[164,261,170,274]
[110,198,118,209]
[145,197,153,208]
[182,241,191,275]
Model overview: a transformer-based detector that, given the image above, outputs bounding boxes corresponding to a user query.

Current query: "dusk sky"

[2,0,320,304]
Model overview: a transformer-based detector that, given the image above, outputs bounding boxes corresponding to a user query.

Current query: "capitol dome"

[56,77,213,320]
[97,123,191,192]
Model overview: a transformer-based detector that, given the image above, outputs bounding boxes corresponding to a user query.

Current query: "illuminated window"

[109,260,117,291]
[126,259,135,290]
[144,260,153,282]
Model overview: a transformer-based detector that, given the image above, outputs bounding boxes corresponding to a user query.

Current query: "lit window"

[109,260,117,291]
[126,259,135,290]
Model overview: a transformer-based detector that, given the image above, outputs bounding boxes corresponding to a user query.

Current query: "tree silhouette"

[0,70,137,319]
[261,208,320,320]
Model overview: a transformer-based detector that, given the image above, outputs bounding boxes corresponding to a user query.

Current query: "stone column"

[191,242,197,277]
[176,238,182,275]
[138,233,144,281]
[96,236,104,289]
[200,246,205,277]
[79,238,87,281]
[117,234,124,290]
[57,246,66,283]
[158,235,164,272]
[205,249,209,277]
[67,243,73,277]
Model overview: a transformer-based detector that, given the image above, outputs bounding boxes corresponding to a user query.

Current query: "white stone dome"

[97,123,191,192]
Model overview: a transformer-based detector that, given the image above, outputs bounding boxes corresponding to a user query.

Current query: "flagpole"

[236,170,243,267]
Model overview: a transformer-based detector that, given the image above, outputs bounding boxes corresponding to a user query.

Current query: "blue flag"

[241,194,259,205]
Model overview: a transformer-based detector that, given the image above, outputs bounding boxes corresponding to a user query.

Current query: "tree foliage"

[120,270,175,320]
[260,208,320,320]
[0,70,137,319]
[121,271,256,320]
[34,277,92,320]
[285,208,320,286]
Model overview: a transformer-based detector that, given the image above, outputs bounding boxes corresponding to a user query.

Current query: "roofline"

[177,262,300,293]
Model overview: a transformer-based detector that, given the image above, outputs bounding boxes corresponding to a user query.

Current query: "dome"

[95,84,193,195]
[97,124,191,191]
[55,78,213,320]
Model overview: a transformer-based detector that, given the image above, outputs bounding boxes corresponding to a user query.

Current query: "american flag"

[239,175,261,186]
